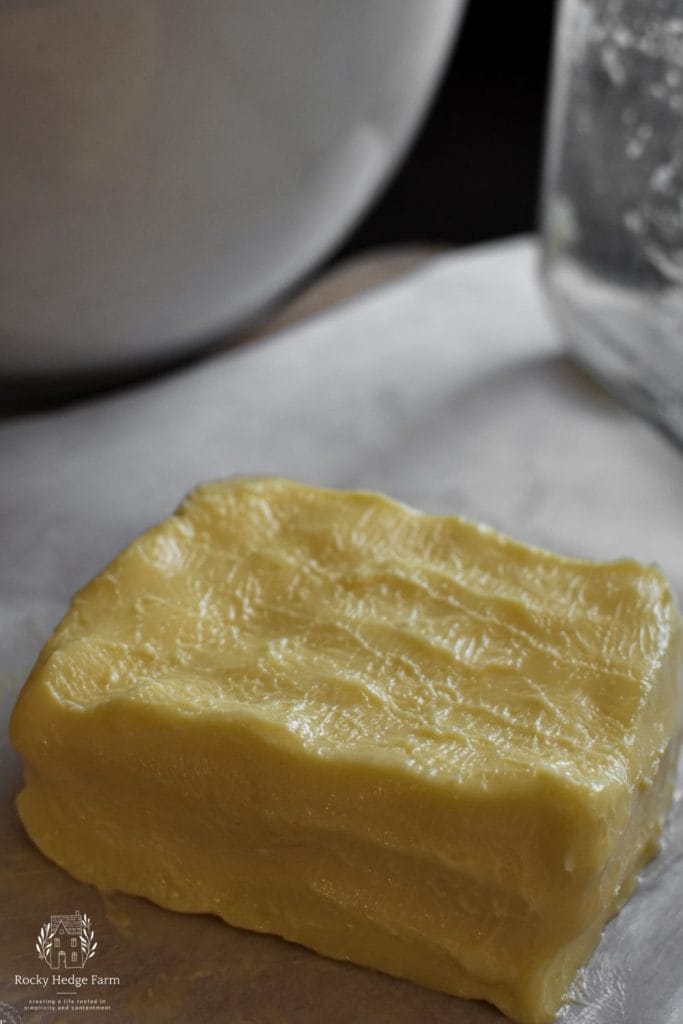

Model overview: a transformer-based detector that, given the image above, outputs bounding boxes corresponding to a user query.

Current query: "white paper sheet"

[1,237,681,1024]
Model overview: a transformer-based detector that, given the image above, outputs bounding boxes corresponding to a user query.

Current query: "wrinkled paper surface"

[1,238,682,1023]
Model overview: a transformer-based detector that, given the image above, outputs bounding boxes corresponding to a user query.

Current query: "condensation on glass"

[541,0,683,445]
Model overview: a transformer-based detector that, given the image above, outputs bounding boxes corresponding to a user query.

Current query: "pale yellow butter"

[10,478,682,1023]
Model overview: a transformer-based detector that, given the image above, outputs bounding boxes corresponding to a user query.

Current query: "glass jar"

[541,0,683,445]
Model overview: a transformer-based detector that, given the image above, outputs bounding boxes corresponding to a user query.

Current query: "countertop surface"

[1,237,682,1024]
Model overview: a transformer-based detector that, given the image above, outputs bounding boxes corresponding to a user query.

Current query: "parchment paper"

[1,238,682,1024]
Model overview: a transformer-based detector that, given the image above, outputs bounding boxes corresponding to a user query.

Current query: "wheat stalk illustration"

[80,913,97,962]
[35,921,55,964]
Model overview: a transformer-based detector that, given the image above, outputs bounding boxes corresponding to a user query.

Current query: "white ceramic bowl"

[0,0,466,378]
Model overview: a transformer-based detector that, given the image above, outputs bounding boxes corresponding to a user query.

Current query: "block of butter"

[10,478,682,1023]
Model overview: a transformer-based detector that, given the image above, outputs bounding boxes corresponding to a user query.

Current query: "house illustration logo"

[35,912,97,970]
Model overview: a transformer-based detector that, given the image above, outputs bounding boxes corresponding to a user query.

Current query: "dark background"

[340,0,558,257]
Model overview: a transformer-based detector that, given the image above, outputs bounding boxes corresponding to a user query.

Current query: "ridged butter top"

[33,477,680,789]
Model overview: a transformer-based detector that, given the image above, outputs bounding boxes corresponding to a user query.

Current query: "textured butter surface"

[10,477,682,1024]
